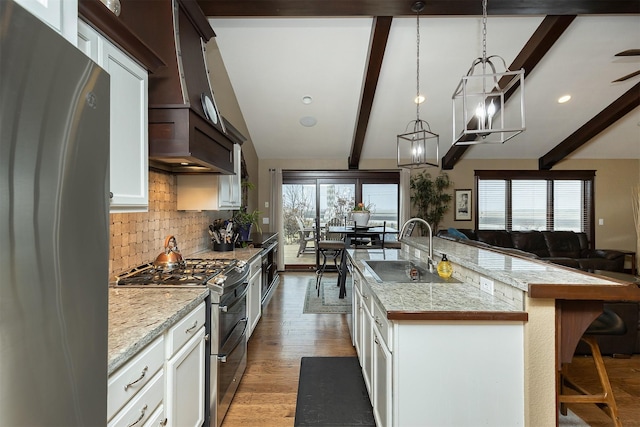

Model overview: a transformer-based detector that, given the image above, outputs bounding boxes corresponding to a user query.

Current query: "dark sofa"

[439,229,626,273]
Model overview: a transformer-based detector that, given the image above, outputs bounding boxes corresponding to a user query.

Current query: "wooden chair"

[559,308,625,427]
[315,217,345,296]
[295,216,315,257]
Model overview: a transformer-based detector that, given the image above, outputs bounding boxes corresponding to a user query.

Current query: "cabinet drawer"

[108,336,164,420]
[249,256,262,276]
[108,370,164,427]
[372,299,392,350]
[143,404,166,427]
[165,302,206,358]
[360,279,374,313]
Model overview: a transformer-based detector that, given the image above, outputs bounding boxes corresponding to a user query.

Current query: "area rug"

[294,357,375,426]
[303,276,352,314]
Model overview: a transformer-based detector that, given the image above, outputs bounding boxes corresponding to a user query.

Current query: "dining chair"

[315,217,345,296]
[295,216,315,257]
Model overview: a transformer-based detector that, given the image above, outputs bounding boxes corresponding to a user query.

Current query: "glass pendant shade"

[397,119,439,168]
[452,60,525,145]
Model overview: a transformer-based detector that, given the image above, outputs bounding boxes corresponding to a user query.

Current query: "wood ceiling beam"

[538,82,640,170]
[348,16,392,170]
[197,1,639,17]
[441,15,576,170]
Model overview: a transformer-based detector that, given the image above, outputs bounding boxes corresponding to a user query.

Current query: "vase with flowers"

[351,202,372,226]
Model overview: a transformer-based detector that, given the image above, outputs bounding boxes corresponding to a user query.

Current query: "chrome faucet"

[399,217,435,273]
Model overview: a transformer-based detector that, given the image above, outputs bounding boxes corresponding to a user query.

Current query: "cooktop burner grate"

[113,258,237,287]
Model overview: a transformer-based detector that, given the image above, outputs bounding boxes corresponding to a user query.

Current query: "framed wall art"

[455,189,472,221]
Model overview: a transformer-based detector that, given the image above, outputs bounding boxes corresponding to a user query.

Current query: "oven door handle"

[217,317,248,363]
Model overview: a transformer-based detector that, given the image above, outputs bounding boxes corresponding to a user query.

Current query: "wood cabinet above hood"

[80,0,236,174]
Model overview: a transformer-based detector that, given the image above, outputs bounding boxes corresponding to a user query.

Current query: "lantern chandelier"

[452,0,525,145]
[397,1,439,168]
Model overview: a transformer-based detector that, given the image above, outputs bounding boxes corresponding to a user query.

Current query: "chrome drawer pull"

[159,418,168,426]
[185,320,198,333]
[124,366,148,391]
[374,317,383,327]
[126,404,147,427]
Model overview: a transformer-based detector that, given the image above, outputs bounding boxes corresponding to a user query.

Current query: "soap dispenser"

[437,254,453,279]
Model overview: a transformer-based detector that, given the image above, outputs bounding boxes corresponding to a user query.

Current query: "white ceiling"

[209,15,640,165]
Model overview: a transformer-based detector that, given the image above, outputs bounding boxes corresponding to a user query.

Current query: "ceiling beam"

[348,16,392,170]
[538,82,640,170]
[441,15,576,170]
[197,1,639,17]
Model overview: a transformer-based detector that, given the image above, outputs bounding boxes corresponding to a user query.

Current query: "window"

[475,170,595,243]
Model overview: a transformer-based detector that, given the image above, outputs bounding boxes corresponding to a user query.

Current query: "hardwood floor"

[221,273,354,427]
[564,354,640,426]
[221,272,640,427]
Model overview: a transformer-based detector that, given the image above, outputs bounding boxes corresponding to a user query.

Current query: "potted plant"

[233,207,261,244]
[350,202,373,226]
[410,171,453,232]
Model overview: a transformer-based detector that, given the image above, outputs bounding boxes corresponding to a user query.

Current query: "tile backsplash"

[109,170,228,278]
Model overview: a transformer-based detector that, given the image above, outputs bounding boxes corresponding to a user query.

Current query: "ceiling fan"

[612,49,640,82]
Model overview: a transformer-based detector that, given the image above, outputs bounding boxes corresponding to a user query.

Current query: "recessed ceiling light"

[558,95,572,104]
[302,96,313,105]
[414,95,425,104]
[300,116,317,127]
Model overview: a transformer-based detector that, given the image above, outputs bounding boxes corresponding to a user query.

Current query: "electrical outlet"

[262,217,269,224]
[265,201,269,208]
[414,249,421,258]
[480,277,494,295]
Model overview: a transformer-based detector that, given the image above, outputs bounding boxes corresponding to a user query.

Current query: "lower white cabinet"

[108,302,207,427]
[247,256,262,338]
[351,262,525,427]
[165,328,206,427]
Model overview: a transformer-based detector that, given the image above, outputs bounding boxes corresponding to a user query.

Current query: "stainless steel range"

[113,256,249,427]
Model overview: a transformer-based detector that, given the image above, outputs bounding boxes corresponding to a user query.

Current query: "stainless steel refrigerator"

[1,2,110,425]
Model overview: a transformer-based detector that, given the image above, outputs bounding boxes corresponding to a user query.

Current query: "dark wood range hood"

[80,0,237,174]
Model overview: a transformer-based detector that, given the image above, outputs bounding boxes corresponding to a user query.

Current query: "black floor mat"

[294,357,375,426]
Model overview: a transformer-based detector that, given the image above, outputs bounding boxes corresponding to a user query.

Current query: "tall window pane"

[512,180,547,230]
[282,184,316,245]
[478,180,506,230]
[362,184,399,228]
[554,180,582,231]
[319,183,355,223]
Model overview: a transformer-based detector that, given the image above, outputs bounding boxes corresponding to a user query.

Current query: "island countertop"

[347,248,528,321]
[406,236,640,301]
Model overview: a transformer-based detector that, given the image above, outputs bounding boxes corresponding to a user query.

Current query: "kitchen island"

[347,236,640,427]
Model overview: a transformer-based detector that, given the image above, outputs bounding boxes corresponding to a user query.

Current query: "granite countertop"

[108,288,209,375]
[347,248,527,321]
[406,237,639,301]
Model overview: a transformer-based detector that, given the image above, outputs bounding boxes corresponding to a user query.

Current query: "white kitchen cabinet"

[15,0,77,44]
[372,327,392,427]
[217,143,242,209]
[77,20,149,212]
[247,256,262,338]
[107,336,165,422]
[176,143,241,211]
[108,369,164,427]
[165,302,206,427]
[165,327,206,427]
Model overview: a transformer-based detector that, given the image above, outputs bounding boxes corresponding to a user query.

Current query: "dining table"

[328,225,399,298]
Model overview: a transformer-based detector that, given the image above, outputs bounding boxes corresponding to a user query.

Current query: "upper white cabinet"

[217,143,242,210]
[15,0,77,44]
[176,144,242,211]
[78,20,149,212]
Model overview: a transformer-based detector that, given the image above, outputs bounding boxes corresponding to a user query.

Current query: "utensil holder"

[213,242,234,252]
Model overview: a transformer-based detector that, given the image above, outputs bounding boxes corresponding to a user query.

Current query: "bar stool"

[315,218,345,296]
[559,308,626,427]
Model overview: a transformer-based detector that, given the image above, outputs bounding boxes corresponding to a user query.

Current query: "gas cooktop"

[112,258,238,288]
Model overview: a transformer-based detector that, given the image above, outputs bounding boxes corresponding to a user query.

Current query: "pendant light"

[451,0,525,145]
[397,1,439,168]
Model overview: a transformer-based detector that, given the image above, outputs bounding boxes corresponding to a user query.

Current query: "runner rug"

[294,357,375,426]
[303,276,352,314]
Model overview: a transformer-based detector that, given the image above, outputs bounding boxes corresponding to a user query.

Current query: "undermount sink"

[362,260,460,284]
